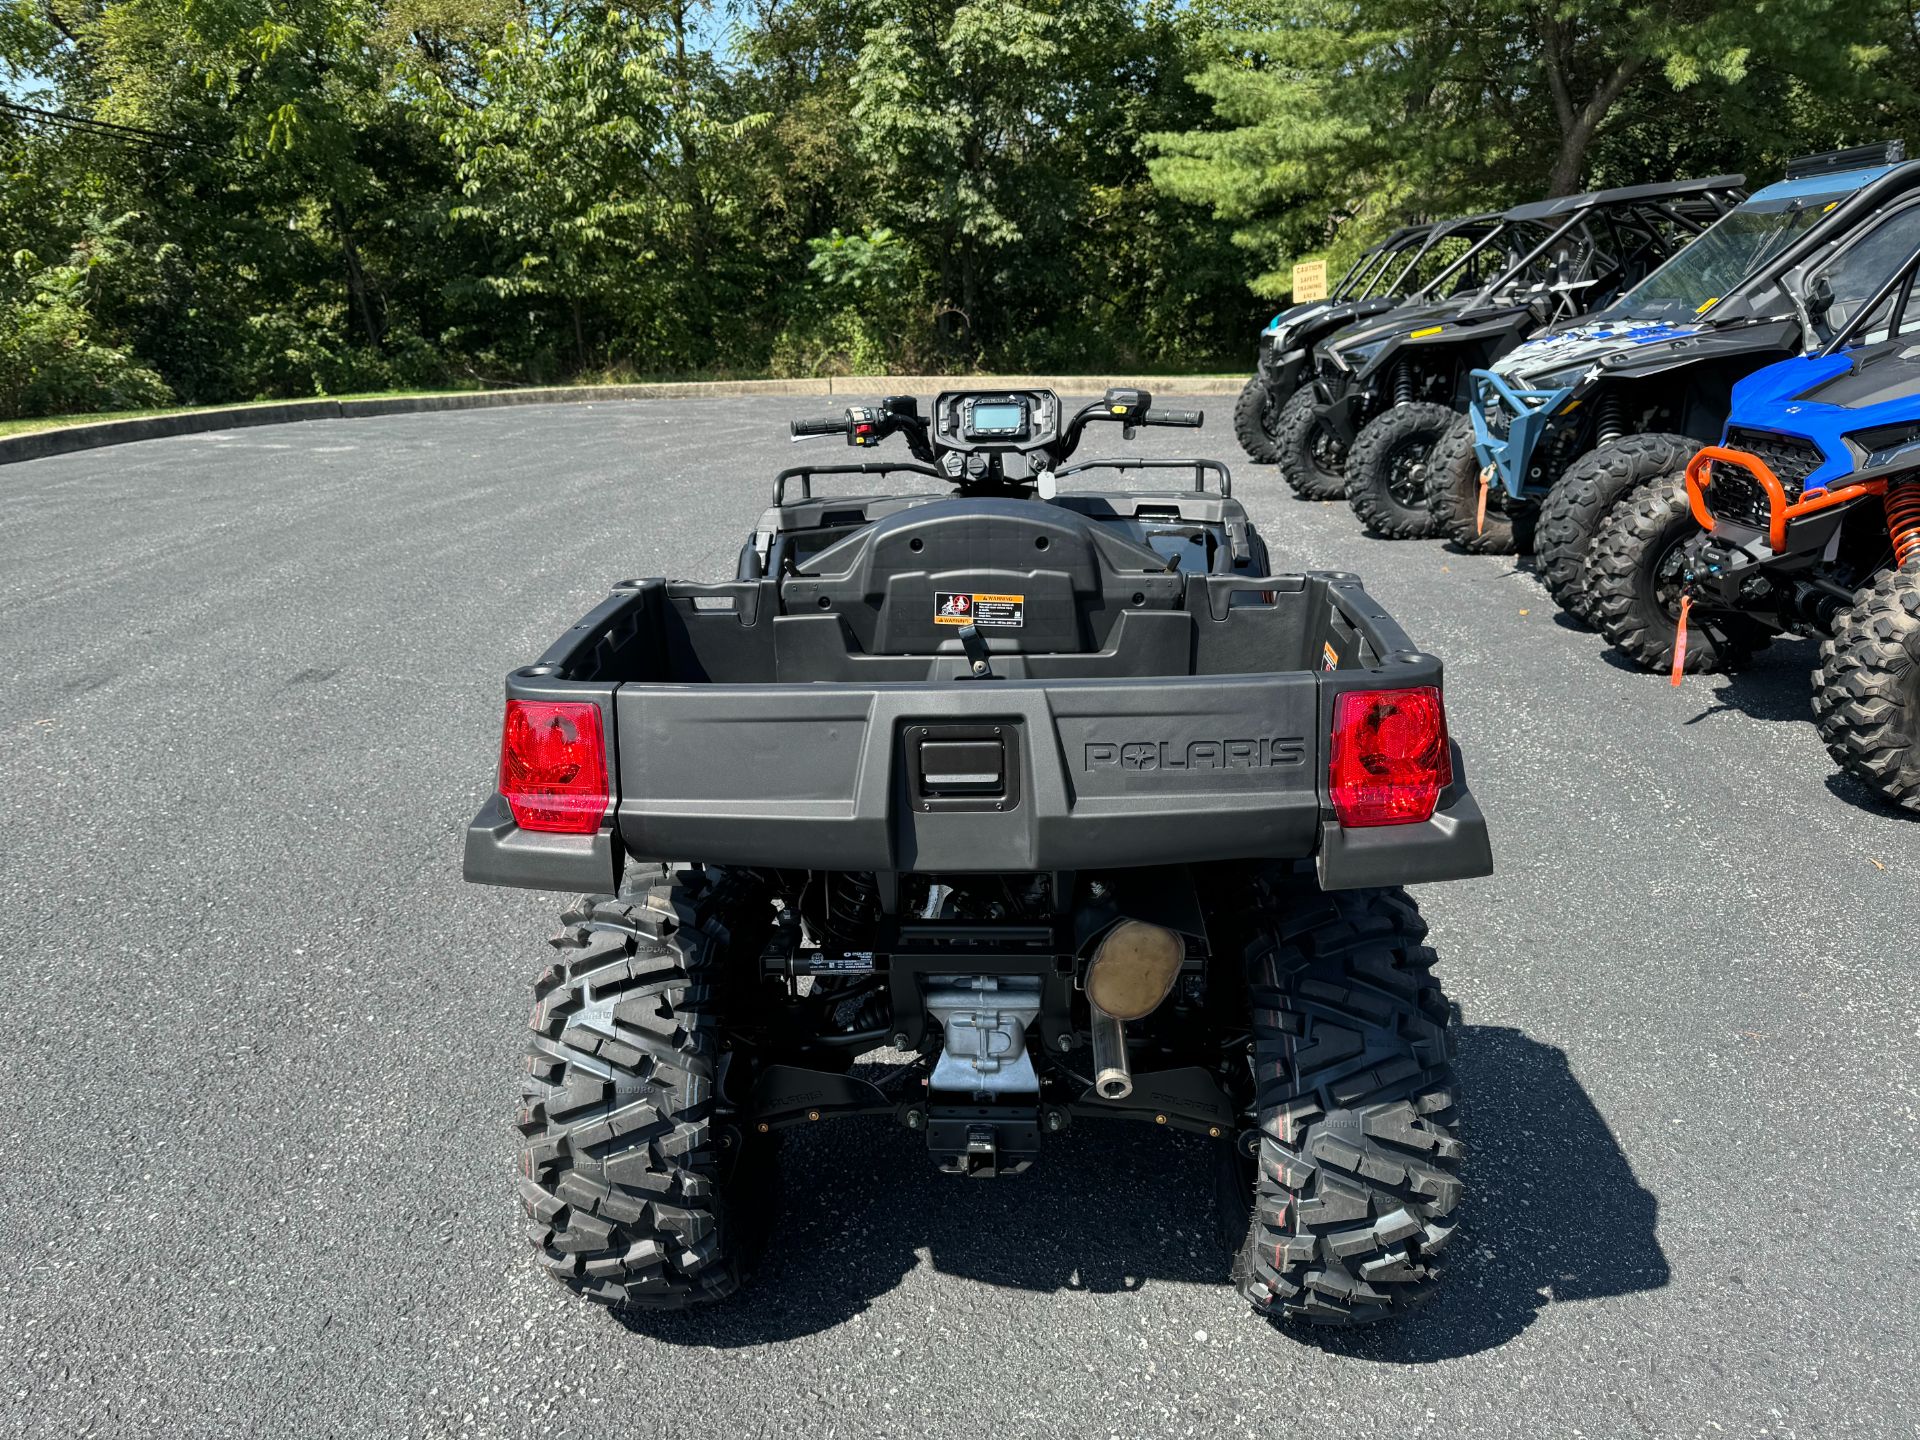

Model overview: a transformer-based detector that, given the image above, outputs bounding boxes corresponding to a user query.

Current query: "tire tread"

[516,866,772,1310]
[1345,402,1453,539]
[1232,876,1461,1326]
[1813,557,1920,812]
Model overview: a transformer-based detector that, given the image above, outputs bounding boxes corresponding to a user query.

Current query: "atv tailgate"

[464,573,1491,891]
[618,674,1323,871]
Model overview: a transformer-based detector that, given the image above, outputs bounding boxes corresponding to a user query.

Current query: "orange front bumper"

[1684,445,1886,555]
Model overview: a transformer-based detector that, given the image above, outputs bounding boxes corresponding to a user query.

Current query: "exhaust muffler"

[1089,1006,1132,1100]
[1084,919,1187,1101]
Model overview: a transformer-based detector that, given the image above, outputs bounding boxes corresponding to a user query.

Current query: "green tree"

[1150,0,1908,296]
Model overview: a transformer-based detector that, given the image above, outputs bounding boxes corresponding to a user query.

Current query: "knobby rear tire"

[1230,876,1463,1325]
[517,866,775,1310]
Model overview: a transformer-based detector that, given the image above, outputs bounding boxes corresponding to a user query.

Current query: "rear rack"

[774,457,1234,505]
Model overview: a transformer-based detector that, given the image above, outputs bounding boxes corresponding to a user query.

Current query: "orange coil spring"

[1888,479,1920,568]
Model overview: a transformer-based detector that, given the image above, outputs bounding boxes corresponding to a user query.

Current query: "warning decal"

[1322,641,1340,671]
[935,591,1025,627]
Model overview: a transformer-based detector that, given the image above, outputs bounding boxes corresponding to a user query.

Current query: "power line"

[0,98,196,149]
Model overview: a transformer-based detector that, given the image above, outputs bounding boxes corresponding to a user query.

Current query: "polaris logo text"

[1083,738,1307,771]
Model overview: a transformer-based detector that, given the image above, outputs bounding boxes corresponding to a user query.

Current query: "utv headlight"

[1331,337,1390,373]
[1508,362,1590,392]
[1850,421,1920,469]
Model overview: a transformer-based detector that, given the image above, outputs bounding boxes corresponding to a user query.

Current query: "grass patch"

[0,369,1246,441]
[0,388,497,440]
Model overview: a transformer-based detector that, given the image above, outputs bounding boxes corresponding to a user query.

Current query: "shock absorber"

[1393,364,1414,407]
[819,872,880,955]
[1886,477,1920,567]
[1597,393,1624,446]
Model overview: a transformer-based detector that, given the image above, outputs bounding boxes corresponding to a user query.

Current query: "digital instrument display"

[970,402,1024,433]
[935,389,1053,452]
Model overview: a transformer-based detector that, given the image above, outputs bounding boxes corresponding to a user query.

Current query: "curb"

[0,373,1246,466]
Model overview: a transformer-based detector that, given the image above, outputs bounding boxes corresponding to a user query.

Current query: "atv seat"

[780,498,1186,654]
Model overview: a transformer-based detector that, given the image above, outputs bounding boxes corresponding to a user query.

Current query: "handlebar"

[783,390,1204,482]
[790,415,848,438]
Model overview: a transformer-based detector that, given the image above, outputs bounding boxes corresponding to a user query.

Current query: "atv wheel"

[1813,557,1920,812]
[1428,417,1537,554]
[1537,433,1698,623]
[518,866,775,1309]
[1274,386,1349,499]
[1588,480,1771,675]
[1345,402,1453,539]
[1234,372,1289,464]
[1231,878,1462,1325]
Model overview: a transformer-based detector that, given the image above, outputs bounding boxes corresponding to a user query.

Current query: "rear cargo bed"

[464,571,1491,891]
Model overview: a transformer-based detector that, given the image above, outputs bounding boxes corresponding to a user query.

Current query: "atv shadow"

[1303,1024,1669,1364]
[616,1026,1668,1359]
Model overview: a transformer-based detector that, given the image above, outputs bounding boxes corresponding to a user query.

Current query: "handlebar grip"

[1145,408,1204,427]
[790,415,847,437]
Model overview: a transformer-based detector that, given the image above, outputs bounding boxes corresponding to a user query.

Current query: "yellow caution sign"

[1291,260,1329,302]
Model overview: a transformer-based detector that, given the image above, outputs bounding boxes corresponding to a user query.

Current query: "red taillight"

[1329,687,1452,828]
[499,700,609,834]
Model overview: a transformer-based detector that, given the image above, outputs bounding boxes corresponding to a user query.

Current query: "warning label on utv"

[935,592,1024,627]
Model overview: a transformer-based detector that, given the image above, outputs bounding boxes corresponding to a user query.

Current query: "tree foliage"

[0,0,1914,417]
[1151,0,1920,297]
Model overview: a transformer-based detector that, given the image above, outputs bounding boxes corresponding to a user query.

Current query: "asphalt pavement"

[1,395,1915,1439]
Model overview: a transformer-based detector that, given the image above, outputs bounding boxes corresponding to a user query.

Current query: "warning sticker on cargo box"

[1322,641,1340,671]
[935,592,1024,627]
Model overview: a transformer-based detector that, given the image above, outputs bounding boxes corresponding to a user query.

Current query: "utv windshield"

[1599,173,1880,323]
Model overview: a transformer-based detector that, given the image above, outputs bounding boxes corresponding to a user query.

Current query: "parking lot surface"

[1,396,1915,1438]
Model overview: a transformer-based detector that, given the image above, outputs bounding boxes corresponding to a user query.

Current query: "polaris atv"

[1585,236,1920,811]
[1324,176,1744,541]
[1458,141,1918,610]
[1236,214,1503,466]
[464,388,1493,1324]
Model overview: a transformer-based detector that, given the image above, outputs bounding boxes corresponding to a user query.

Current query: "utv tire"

[1345,402,1453,539]
[1234,372,1288,464]
[1537,433,1697,623]
[1232,879,1462,1325]
[517,867,774,1309]
[1275,386,1349,500]
[1589,480,1771,675]
[1428,416,1536,554]
[1814,557,1920,813]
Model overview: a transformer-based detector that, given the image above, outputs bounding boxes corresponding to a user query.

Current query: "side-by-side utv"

[1236,214,1505,465]
[1455,142,1918,601]
[1586,234,1920,810]
[1322,176,1745,540]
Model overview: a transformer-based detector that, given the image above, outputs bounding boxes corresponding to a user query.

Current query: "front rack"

[1050,457,1233,498]
[774,461,945,507]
